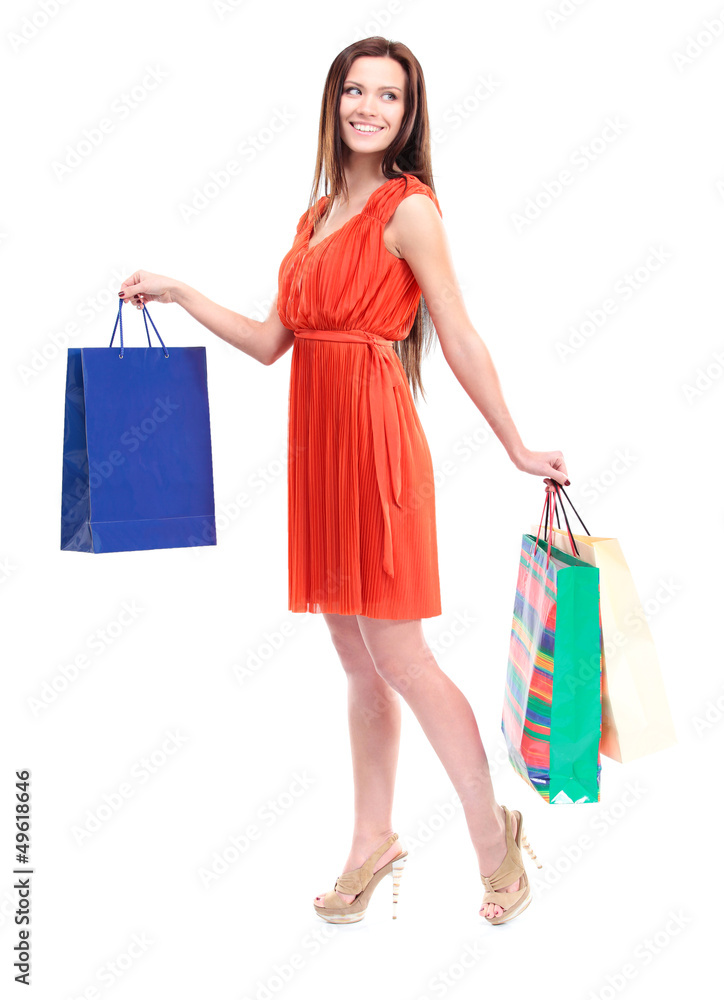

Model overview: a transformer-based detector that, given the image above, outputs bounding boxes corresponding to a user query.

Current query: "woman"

[120,36,569,926]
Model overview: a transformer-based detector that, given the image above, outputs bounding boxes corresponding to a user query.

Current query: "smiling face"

[338,56,407,157]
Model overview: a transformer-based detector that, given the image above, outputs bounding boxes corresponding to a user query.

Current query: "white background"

[2,1,721,997]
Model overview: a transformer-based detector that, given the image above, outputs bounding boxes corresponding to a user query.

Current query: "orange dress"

[276,172,442,620]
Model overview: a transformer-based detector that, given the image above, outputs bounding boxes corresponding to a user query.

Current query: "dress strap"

[295,207,311,235]
[295,195,330,237]
[367,173,443,226]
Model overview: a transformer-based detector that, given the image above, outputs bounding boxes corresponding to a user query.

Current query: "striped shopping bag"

[501,489,603,804]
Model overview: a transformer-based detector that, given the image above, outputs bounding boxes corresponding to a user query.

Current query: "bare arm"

[391,195,569,487]
[171,283,295,365]
[119,270,295,366]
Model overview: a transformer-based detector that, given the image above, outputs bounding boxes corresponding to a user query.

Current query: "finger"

[119,291,147,311]
[542,472,566,491]
[120,272,139,291]
[547,456,571,485]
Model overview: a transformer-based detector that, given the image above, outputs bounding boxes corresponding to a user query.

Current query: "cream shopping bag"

[532,487,677,763]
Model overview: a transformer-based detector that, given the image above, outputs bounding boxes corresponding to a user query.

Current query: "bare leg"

[355,615,517,920]
[313,612,405,908]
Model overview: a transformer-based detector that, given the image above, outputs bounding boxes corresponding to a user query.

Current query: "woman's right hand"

[119,270,179,308]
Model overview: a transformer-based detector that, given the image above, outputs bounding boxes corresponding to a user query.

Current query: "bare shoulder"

[385,191,444,259]
[386,192,477,355]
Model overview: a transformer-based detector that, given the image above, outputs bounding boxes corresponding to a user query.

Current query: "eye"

[343,86,397,100]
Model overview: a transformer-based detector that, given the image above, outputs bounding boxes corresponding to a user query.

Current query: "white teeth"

[352,123,382,132]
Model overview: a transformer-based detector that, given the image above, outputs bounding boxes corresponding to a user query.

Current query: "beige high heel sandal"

[313,832,408,924]
[480,804,543,925]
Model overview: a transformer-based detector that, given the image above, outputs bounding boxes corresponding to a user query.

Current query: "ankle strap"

[334,833,399,895]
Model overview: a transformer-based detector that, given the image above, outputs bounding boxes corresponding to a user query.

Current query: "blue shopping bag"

[60,299,216,553]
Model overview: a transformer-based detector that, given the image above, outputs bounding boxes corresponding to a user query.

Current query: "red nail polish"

[565,480,570,486]
[119,292,125,297]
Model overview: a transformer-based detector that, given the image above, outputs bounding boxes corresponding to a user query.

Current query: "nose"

[357,94,378,117]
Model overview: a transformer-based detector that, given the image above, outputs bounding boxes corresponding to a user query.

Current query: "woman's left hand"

[513,447,570,492]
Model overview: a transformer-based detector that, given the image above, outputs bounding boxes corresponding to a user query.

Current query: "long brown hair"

[306,36,437,404]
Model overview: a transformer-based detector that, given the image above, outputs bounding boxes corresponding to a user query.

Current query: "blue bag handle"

[110,298,169,359]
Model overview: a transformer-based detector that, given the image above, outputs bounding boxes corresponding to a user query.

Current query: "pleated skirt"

[287,337,442,619]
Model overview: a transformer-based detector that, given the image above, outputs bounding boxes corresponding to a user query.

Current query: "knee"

[328,627,374,677]
[371,643,436,693]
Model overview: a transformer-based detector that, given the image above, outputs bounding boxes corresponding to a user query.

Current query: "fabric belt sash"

[293,329,404,578]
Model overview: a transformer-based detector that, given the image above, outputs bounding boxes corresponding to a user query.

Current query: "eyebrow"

[344,80,402,91]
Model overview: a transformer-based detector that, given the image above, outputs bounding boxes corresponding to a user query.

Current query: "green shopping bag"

[501,489,603,804]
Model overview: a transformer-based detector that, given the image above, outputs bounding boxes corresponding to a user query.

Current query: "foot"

[478,805,520,920]
[314,832,403,908]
